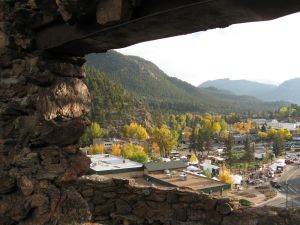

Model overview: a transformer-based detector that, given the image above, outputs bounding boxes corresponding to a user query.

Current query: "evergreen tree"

[273,134,285,157]
[224,134,234,164]
[261,124,267,132]
[243,136,254,162]
[196,130,205,156]
[203,129,213,156]
[190,127,198,151]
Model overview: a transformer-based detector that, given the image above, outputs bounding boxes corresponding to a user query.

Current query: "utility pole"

[285,182,289,209]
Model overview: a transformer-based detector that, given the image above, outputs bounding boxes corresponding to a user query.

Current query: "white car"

[249,179,263,185]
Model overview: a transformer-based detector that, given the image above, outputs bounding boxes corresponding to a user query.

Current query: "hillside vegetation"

[84,66,153,135]
[86,51,287,114]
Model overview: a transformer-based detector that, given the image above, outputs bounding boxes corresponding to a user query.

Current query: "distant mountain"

[84,66,153,135]
[267,78,300,104]
[199,78,277,99]
[198,78,300,104]
[85,51,288,114]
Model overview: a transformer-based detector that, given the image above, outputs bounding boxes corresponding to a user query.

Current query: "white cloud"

[116,13,300,86]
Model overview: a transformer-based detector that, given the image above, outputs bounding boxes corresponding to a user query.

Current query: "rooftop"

[146,170,230,193]
[89,154,143,172]
[144,161,188,172]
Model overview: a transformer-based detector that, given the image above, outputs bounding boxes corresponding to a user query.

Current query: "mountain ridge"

[198,78,300,104]
[85,51,289,114]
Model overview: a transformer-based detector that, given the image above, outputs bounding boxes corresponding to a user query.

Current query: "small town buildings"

[267,119,297,131]
[268,159,286,173]
[232,133,255,144]
[199,163,220,176]
[89,154,144,178]
[144,161,188,174]
[254,150,266,160]
[93,138,122,150]
[252,119,267,126]
[80,146,89,155]
[143,161,230,195]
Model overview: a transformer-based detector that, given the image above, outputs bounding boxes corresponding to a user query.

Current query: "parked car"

[270,180,281,189]
[249,179,264,185]
[285,159,294,164]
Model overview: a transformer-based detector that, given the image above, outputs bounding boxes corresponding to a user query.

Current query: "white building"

[267,119,297,131]
[199,163,220,173]
[252,119,267,125]
[89,154,144,178]
[93,138,123,150]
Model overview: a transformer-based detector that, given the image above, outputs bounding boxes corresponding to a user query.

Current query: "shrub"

[121,143,148,163]
[239,199,253,207]
[89,144,105,155]
[203,169,212,178]
[128,151,148,163]
[111,144,121,156]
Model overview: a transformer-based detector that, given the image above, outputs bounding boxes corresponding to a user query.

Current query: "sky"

[117,12,300,87]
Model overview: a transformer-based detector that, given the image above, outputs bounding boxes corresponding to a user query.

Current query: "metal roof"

[144,161,187,172]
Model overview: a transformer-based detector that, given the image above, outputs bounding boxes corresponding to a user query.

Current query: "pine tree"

[196,130,205,156]
[224,134,234,164]
[243,136,254,162]
[273,135,285,157]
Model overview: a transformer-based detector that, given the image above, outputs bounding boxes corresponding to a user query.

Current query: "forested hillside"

[84,66,153,135]
[85,51,288,114]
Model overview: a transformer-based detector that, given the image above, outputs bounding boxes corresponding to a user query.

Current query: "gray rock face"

[0,1,91,224]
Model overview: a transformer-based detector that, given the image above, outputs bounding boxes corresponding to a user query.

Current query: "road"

[258,164,300,208]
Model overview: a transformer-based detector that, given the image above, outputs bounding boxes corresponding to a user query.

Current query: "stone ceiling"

[36,0,300,56]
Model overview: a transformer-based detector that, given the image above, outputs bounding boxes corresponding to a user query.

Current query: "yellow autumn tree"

[233,121,252,134]
[150,125,178,157]
[152,142,160,155]
[121,143,148,163]
[111,144,121,156]
[212,122,222,134]
[279,107,288,117]
[278,128,292,140]
[218,164,234,189]
[267,128,276,138]
[88,144,105,155]
[123,123,148,141]
[220,130,229,139]
[257,131,268,140]
[189,152,199,165]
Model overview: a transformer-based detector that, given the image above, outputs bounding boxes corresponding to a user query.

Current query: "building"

[89,154,144,178]
[252,119,267,126]
[93,138,123,151]
[80,146,89,155]
[143,161,229,195]
[267,119,297,131]
[144,161,188,174]
[254,150,266,159]
[199,163,220,174]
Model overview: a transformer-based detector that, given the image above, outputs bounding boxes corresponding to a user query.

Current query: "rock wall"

[1,1,300,225]
[74,175,300,225]
[0,1,92,224]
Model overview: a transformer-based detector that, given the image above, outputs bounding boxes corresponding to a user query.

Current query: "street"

[258,164,300,208]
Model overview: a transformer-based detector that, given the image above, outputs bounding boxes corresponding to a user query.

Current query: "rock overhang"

[35,0,300,56]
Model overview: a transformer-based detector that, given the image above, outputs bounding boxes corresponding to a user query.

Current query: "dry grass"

[231,191,257,198]
[256,187,277,200]
[255,185,270,190]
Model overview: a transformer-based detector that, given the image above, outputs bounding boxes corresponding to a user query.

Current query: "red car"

[285,159,294,164]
